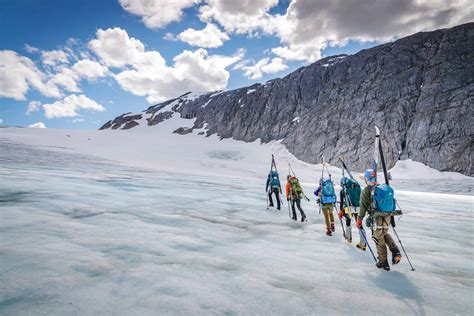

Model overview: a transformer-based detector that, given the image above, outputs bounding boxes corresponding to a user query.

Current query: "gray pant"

[291,198,305,219]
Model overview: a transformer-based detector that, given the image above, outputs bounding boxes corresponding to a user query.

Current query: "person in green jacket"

[356,169,402,271]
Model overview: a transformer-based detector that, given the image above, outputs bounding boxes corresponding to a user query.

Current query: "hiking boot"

[331,223,335,232]
[292,214,297,221]
[269,203,274,207]
[276,206,281,210]
[376,260,390,271]
[392,251,402,265]
[326,229,332,236]
[301,215,307,222]
[356,244,367,251]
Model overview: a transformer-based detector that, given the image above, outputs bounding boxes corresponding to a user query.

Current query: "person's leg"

[355,214,367,248]
[329,207,335,231]
[291,199,297,220]
[383,216,401,263]
[268,190,274,207]
[296,199,305,217]
[345,214,352,242]
[374,217,388,262]
[323,208,331,230]
[274,189,281,210]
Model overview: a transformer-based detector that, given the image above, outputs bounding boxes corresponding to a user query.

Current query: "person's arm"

[314,186,321,197]
[358,188,371,219]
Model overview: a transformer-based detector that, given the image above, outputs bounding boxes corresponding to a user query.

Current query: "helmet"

[364,169,377,186]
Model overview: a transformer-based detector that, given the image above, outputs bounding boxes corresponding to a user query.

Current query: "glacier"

[0,126,473,315]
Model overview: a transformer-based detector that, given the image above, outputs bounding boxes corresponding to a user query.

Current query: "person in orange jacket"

[285,175,307,222]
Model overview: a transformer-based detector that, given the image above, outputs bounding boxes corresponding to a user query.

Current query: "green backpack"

[290,178,303,196]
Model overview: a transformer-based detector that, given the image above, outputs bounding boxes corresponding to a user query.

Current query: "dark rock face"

[173,127,193,135]
[100,23,473,175]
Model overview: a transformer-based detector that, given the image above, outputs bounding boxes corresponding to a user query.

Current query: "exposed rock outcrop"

[101,23,473,175]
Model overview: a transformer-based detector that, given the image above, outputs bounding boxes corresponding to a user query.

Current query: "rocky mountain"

[100,23,473,176]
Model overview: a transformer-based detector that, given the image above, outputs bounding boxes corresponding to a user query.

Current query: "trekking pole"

[334,205,346,239]
[392,226,416,271]
[359,227,377,263]
[266,191,269,210]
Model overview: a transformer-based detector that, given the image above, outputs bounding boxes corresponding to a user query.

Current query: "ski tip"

[375,126,380,135]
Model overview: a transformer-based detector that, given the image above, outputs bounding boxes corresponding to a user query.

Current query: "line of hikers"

[265,158,403,272]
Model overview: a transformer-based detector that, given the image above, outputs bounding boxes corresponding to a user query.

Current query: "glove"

[317,198,321,205]
[338,211,344,220]
[287,197,290,201]
[356,218,363,229]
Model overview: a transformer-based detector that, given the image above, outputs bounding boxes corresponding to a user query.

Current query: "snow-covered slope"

[1,126,473,315]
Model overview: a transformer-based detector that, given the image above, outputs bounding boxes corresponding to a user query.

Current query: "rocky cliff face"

[101,23,474,175]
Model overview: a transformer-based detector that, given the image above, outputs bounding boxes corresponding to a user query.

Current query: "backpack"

[321,178,336,204]
[341,177,361,207]
[374,184,395,213]
[290,177,302,196]
[269,171,280,189]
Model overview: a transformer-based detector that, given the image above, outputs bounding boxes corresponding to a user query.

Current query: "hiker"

[314,181,336,236]
[357,169,402,271]
[266,170,282,210]
[338,177,366,249]
[285,175,307,222]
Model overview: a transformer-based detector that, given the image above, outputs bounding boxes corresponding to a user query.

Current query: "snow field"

[0,140,473,315]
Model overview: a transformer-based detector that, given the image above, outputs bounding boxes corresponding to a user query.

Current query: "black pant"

[291,198,305,219]
[268,188,281,209]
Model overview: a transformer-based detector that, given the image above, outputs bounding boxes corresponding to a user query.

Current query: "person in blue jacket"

[266,170,282,210]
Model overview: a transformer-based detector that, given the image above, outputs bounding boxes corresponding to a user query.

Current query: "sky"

[0,0,472,130]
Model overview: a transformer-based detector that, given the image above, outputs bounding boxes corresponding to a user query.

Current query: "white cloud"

[24,44,39,53]
[89,27,243,103]
[26,100,42,114]
[72,118,84,123]
[0,50,61,100]
[163,32,178,41]
[42,94,105,118]
[88,27,145,67]
[41,49,69,66]
[178,23,229,48]
[28,122,46,128]
[235,57,288,79]
[115,48,243,103]
[50,67,81,93]
[198,0,474,62]
[118,0,199,29]
[72,59,109,80]
[199,0,279,34]
[0,118,3,124]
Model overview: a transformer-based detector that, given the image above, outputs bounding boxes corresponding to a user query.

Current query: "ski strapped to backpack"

[267,154,282,210]
[287,162,310,202]
[339,157,362,208]
[371,127,401,216]
[319,155,337,205]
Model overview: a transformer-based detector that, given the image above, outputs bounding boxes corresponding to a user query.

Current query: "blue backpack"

[269,171,280,189]
[374,184,395,213]
[321,179,336,204]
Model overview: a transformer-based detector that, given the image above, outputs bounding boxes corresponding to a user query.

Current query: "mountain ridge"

[101,23,473,175]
